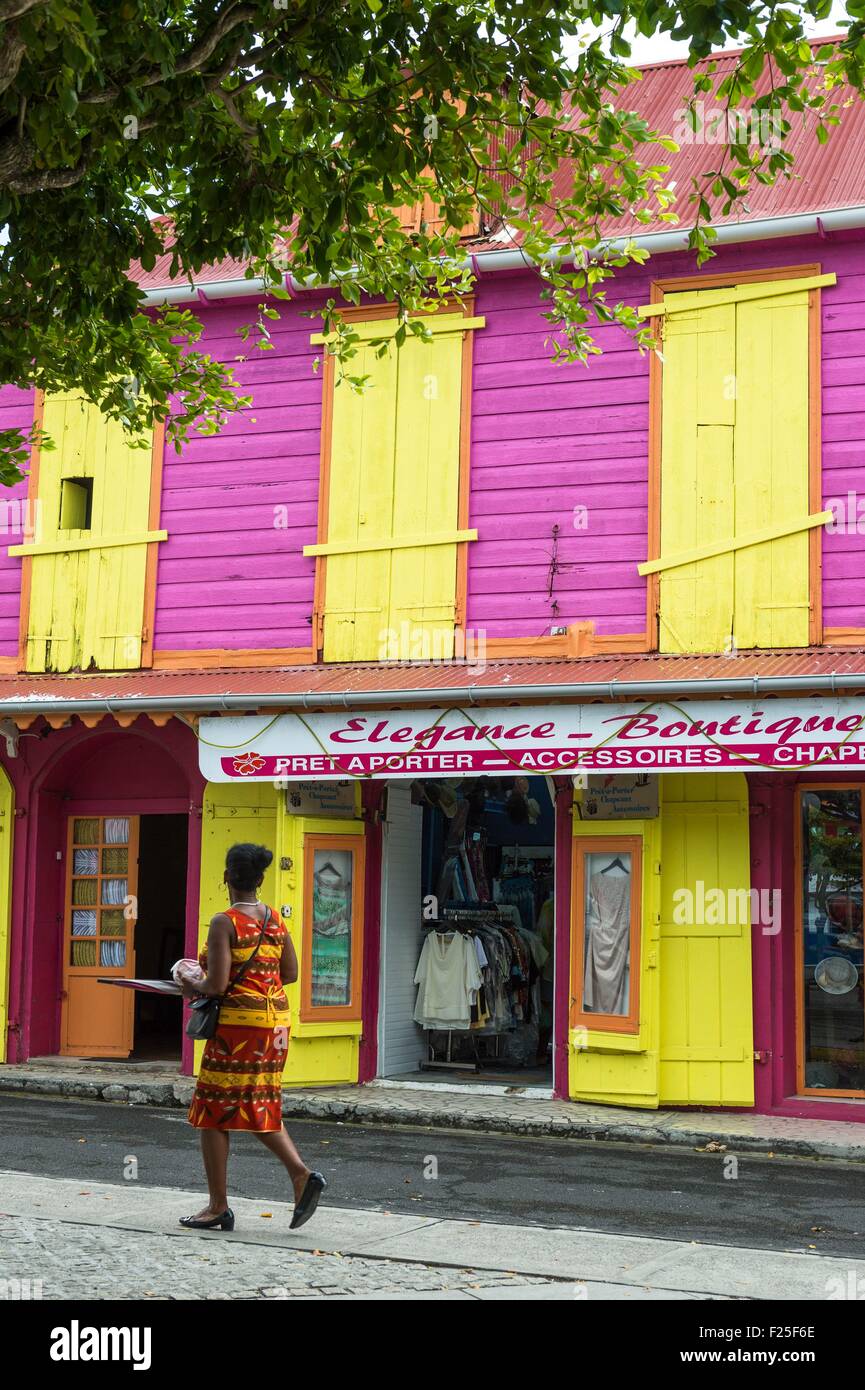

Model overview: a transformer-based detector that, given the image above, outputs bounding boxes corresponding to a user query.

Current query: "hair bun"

[225,842,273,892]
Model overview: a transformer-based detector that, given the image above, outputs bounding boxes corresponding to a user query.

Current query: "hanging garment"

[496,872,535,932]
[583,872,631,1015]
[414,932,483,1030]
[310,857,353,1007]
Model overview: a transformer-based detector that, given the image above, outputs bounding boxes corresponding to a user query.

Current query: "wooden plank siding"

[0,236,864,665]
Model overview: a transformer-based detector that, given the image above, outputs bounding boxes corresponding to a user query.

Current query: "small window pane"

[104,818,129,845]
[101,878,128,906]
[311,849,354,1008]
[71,910,97,936]
[73,818,100,845]
[71,939,97,967]
[102,847,128,873]
[99,939,126,968]
[100,909,126,937]
[73,849,98,876]
[59,476,93,530]
[72,878,97,906]
[582,851,632,1017]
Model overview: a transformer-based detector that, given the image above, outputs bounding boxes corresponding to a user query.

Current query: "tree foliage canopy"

[0,0,861,481]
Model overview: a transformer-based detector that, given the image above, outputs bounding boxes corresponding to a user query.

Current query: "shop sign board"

[576,775,659,819]
[282,780,356,817]
[198,698,865,781]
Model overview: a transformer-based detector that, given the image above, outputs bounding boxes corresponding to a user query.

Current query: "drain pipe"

[3,668,865,717]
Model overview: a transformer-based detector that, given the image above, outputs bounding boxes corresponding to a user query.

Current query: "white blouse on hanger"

[414,932,483,1030]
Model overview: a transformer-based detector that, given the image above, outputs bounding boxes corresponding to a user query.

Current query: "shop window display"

[799,789,865,1094]
[410,776,555,1077]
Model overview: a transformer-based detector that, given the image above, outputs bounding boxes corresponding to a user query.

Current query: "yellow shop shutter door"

[653,279,817,653]
[389,330,464,658]
[569,821,662,1109]
[657,296,736,653]
[658,774,754,1107]
[733,289,811,648]
[320,342,399,662]
[312,318,471,662]
[21,393,161,673]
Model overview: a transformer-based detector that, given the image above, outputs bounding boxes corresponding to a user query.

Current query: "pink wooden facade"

[2,230,865,659]
[3,230,865,1121]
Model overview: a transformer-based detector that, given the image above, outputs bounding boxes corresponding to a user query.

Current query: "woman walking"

[180,842,326,1232]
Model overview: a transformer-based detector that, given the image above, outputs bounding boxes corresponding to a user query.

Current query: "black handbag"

[185,907,271,1040]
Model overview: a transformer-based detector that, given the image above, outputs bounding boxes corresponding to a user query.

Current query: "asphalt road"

[1,1092,864,1257]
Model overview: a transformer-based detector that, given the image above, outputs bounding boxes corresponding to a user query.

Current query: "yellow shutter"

[569,817,662,1109]
[14,394,166,673]
[658,774,754,1106]
[651,277,821,653]
[309,315,478,662]
[733,290,811,648]
[658,299,737,653]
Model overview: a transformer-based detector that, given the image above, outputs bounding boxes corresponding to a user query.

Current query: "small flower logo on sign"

[233,751,266,777]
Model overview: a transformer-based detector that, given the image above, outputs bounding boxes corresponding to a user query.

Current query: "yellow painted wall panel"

[570,776,754,1110]
[658,773,754,1106]
[322,323,464,661]
[0,765,12,1062]
[198,785,363,1086]
[734,292,810,648]
[26,394,154,672]
[324,343,397,661]
[658,283,810,653]
[389,333,463,657]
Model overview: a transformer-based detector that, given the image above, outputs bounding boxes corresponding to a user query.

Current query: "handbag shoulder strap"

[224,906,271,999]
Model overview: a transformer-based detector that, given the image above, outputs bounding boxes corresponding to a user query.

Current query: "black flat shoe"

[290,1172,326,1230]
[179,1208,235,1231]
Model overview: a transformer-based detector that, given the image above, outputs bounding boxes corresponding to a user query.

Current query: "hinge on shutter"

[141,625,149,643]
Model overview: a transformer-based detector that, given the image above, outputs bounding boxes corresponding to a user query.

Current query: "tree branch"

[7,157,88,193]
[0,20,26,96]
[79,2,260,105]
[0,0,49,22]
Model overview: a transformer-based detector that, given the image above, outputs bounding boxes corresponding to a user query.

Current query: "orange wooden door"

[61,814,139,1057]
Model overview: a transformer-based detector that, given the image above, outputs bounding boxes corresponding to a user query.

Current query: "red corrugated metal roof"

[591,34,864,238]
[133,36,863,291]
[3,649,865,711]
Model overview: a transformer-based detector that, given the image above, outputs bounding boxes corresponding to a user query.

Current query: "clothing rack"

[419,903,515,1073]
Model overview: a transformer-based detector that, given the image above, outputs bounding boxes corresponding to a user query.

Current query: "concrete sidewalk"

[1,1168,862,1300]
[2,1057,865,1161]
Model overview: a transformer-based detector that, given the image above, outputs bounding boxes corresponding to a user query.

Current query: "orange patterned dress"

[187,906,291,1132]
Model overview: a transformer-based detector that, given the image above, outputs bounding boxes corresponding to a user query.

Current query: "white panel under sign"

[378,783,425,1077]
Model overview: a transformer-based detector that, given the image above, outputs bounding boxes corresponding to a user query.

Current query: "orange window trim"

[793,783,865,1100]
[299,832,366,1023]
[16,388,44,671]
[152,647,316,670]
[311,298,477,660]
[645,263,824,652]
[570,834,643,1036]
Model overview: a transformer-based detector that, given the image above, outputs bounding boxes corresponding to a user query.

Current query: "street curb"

[278,1093,865,1161]
[2,1070,864,1162]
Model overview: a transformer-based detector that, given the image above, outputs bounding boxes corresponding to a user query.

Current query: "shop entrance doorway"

[797,786,865,1096]
[378,777,556,1091]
